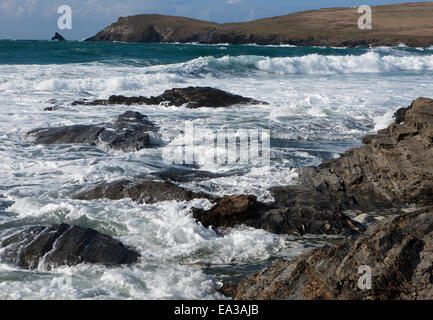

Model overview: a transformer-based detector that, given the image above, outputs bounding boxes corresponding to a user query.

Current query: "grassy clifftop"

[86,2,433,47]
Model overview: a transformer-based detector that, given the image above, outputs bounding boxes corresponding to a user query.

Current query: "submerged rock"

[145,168,229,183]
[72,86,267,108]
[75,177,214,204]
[1,223,140,270]
[27,111,159,152]
[235,208,433,300]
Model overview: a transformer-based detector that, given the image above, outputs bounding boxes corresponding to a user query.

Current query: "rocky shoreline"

[3,84,433,300]
[235,207,433,300]
[227,97,433,300]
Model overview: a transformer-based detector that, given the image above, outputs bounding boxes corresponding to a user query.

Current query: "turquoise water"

[0,40,369,65]
[0,40,433,299]
[1,40,433,66]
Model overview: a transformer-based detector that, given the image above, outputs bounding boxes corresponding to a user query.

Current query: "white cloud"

[0,0,38,18]
[226,0,242,4]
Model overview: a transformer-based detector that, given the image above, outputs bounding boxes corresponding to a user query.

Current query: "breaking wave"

[180,51,433,75]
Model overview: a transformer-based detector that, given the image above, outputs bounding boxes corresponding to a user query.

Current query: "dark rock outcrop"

[192,193,364,236]
[51,32,66,41]
[235,208,433,300]
[1,223,140,270]
[85,4,433,47]
[298,97,433,209]
[76,177,214,204]
[72,87,266,108]
[232,97,433,299]
[146,168,229,183]
[27,111,159,152]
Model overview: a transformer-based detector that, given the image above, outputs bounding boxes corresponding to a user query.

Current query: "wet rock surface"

[232,97,433,299]
[193,98,433,236]
[298,97,433,209]
[192,192,364,236]
[75,177,215,204]
[27,111,159,152]
[235,208,433,300]
[72,86,266,108]
[1,223,140,270]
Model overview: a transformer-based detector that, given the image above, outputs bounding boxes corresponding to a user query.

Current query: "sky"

[0,0,430,40]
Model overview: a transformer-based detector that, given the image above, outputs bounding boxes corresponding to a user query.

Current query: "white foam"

[254,52,433,74]
[2,47,433,299]
[0,196,318,299]
[374,110,395,131]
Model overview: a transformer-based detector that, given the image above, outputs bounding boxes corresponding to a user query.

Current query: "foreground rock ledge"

[27,111,159,152]
[1,223,140,270]
[72,87,267,108]
[235,208,433,300]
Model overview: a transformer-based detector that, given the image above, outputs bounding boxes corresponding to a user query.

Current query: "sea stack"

[51,32,66,41]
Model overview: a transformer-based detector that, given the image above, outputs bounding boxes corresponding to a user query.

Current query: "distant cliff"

[85,2,433,47]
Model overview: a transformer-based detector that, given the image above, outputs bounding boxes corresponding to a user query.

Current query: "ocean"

[0,40,433,299]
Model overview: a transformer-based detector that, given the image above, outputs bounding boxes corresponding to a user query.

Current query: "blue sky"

[0,0,429,40]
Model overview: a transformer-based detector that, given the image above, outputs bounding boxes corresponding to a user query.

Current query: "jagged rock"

[298,97,433,209]
[51,32,66,41]
[235,208,433,300]
[1,223,140,270]
[72,87,267,108]
[75,177,214,204]
[192,193,364,236]
[27,111,159,152]
[192,195,261,229]
[220,284,238,299]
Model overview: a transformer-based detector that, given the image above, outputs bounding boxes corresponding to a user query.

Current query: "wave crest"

[181,52,433,75]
